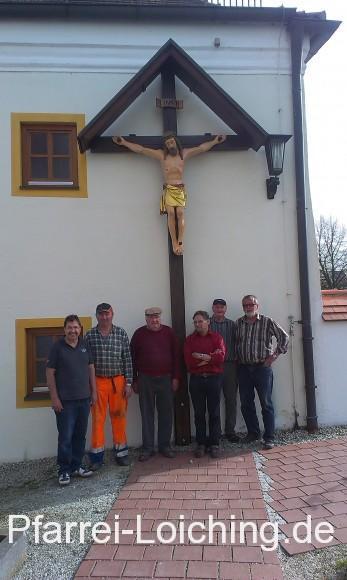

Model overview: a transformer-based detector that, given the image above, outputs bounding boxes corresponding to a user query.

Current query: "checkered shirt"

[85,325,133,382]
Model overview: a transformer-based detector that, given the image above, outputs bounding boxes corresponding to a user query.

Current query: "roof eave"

[302,18,341,63]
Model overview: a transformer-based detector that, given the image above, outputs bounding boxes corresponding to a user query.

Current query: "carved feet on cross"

[173,241,184,256]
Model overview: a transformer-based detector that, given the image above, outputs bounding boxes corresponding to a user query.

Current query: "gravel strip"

[0,450,130,579]
[0,427,347,580]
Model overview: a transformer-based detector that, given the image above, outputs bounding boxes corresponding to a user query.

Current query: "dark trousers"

[138,374,173,451]
[189,374,222,447]
[237,365,274,441]
[55,398,90,475]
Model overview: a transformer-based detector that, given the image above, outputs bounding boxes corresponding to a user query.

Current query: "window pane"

[31,132,48,154]
[53,133,70,155]
[53,158,70,179]
[36,335,54,358]
[36,361,47,386]
[31,157,48,178]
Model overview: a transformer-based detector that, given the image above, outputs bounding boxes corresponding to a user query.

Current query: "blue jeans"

[237,365,274,441]
[55,398,90,475]
[189,374,222,446]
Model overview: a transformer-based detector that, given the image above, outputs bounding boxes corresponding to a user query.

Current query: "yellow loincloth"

[160,184,187,215]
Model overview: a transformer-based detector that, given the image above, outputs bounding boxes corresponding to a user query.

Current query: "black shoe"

[263,440,275,450]
[242,433,260,444]
[226,433,241,443]
[210,445,220,459]
[194,445,205,458]
[139,450,155,462]
[116,455,130,466]
[160,447,175,459]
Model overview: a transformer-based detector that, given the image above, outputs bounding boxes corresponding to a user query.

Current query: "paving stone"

[75,560,96,576]
[155,560,187,578]
[279,538,314,556]
[233,546,263,563]
[333,527,347,543]
[143,544,174,560]
[219,562,251,579]
[250,563,284,579]
[187,560,218,578]
[172,545,203,560]
[122,560,156,577]
[114,545,146,560]
[91,560,125,577]
[324,501,347,515]
[202,545,233,561]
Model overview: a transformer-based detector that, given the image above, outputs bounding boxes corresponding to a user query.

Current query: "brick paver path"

[260,437,347,556]
[76,448,283,579]
[75,437,347,579]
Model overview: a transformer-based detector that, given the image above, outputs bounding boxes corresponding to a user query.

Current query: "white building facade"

[0,1,341,462]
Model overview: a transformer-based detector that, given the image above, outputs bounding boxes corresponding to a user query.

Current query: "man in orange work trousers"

[85,303,133,468]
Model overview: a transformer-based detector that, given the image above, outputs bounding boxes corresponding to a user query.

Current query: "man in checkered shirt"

[85,303,133,468]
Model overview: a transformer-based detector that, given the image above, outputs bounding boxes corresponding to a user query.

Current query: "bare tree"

[315,216,347,289]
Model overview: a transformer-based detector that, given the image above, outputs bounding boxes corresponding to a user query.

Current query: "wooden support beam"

[161,67,191,446]
[90,134,251,153]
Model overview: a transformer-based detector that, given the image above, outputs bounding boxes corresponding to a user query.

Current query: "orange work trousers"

[91,375,128,454]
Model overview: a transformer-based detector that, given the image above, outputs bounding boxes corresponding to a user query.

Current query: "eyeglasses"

[242,302,258,308]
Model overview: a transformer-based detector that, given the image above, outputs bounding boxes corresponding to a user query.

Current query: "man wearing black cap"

[85,303,133,468]
[130,307,180,461]
[210,299,240,443]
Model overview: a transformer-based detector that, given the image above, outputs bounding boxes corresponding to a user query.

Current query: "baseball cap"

[213,298,226,306]
[96,302,112,314]
[145,307,162,316]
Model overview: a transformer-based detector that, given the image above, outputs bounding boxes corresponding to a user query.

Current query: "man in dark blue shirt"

[46,315,97,486]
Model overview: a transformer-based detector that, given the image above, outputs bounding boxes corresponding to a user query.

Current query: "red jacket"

[184,330,225,374]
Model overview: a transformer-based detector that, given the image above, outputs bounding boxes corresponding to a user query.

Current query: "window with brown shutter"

[25,327,65,400]
[21,123,78,189]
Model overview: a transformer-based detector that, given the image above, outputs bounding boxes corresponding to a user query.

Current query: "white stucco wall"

[0,15,326,462]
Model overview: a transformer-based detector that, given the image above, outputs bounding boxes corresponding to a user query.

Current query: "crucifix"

[112,69,227,445]
[78,39,269,445]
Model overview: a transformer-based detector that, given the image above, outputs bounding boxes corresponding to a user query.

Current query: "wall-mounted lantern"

[265,134,291,199]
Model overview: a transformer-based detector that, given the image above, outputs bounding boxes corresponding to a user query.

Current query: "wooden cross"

[78,39,268,444]
[161,67,191,445]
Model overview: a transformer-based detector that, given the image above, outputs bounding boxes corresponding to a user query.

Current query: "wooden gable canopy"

[78,39,269,154]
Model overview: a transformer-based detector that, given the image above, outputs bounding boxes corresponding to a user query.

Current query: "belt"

[192,373,216,378]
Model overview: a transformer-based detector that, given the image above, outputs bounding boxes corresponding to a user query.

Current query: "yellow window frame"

[11,113,88,198]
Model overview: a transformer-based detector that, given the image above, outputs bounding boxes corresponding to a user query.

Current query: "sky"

[262,0,346,224]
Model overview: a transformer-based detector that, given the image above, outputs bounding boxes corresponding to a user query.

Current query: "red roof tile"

[322,290,347,321]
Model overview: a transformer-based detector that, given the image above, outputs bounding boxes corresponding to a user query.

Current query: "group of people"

[46,296,288,486]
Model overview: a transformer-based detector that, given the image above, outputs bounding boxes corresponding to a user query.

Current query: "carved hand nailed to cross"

[112,134,226,256]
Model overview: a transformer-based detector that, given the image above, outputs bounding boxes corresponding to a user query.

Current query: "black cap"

[213,298,226,306]
[96,302,112,314]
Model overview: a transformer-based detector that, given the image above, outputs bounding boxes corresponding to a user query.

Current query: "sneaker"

[116,455,130,466]
[72,466,93,478]
[210,445,220,459]
[160,447,175,459]
[263,440,275,450]
[226,433,241,443]
[58,472,70,486]
[242,433,260,444]
[139,450,155,462]
[194,445,205,458]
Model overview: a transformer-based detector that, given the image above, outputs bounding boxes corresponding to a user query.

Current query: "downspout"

[289,21,318,432]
